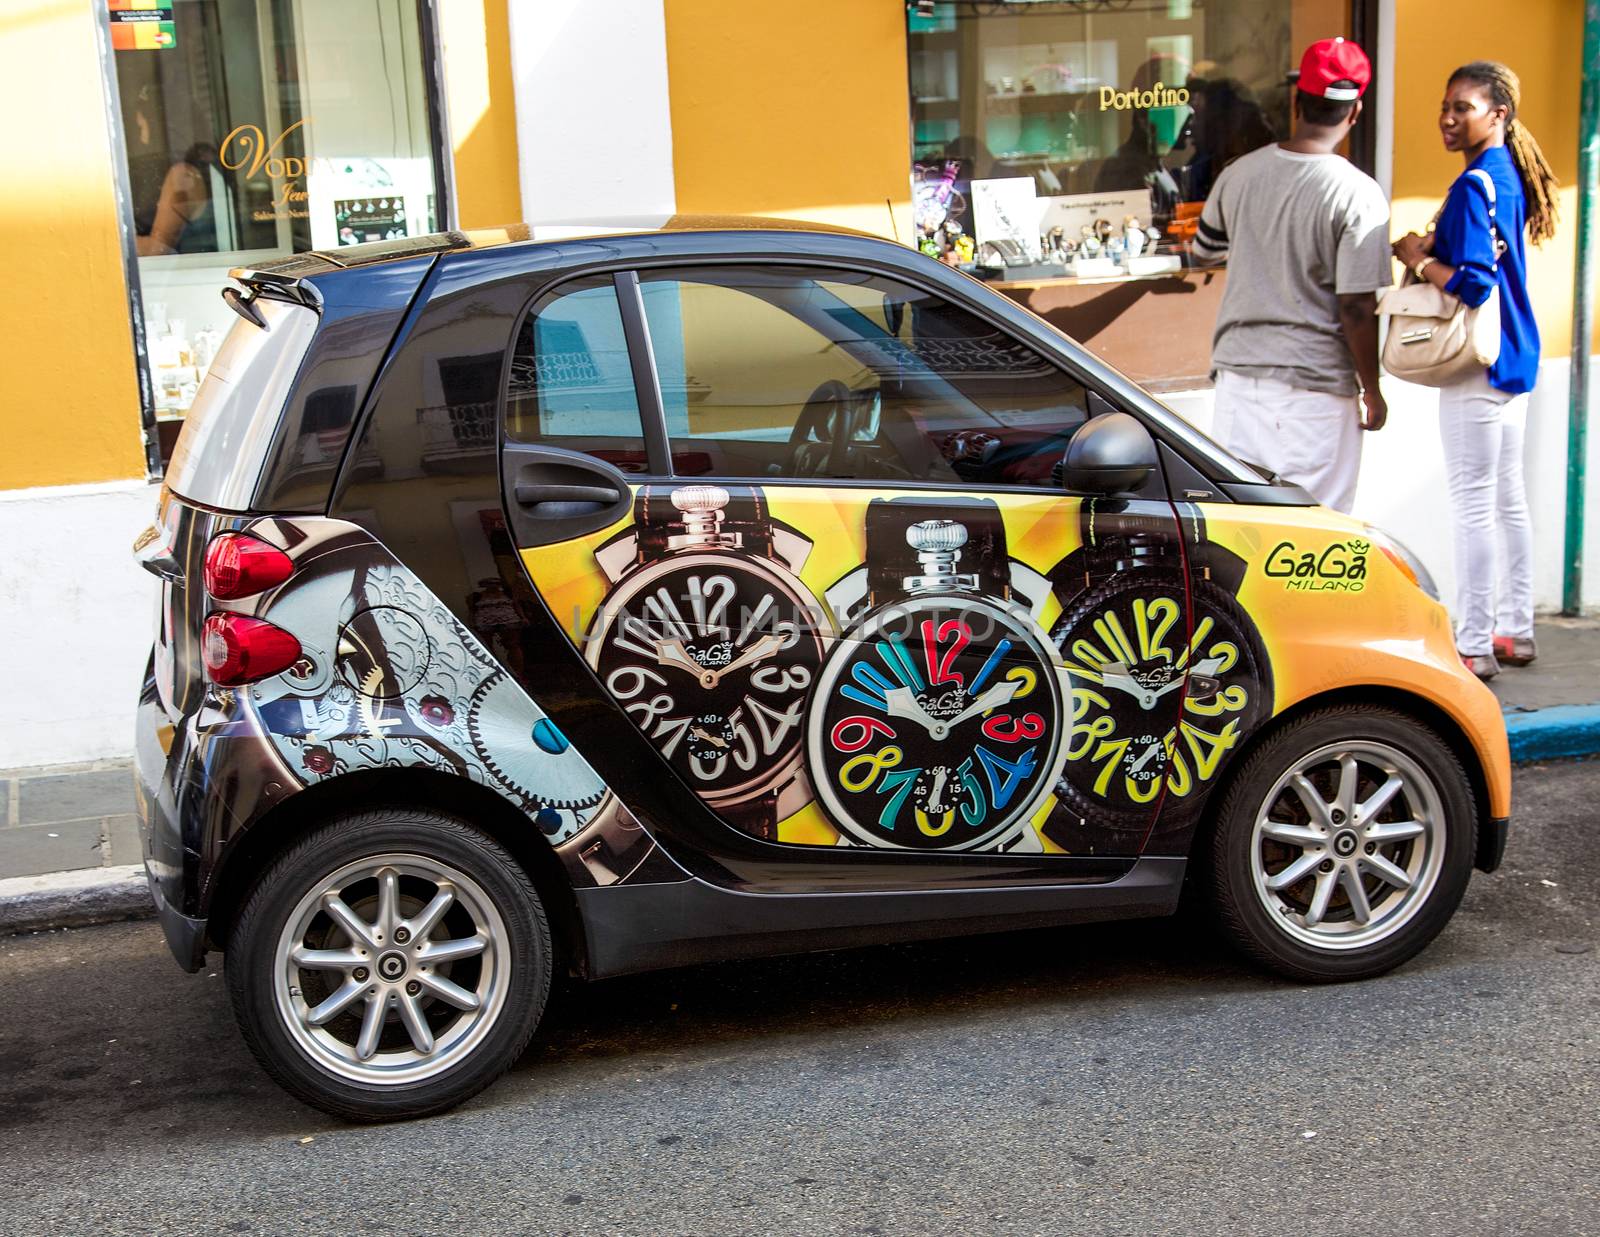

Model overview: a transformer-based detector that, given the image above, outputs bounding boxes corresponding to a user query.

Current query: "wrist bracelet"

[1413,255,1437,281]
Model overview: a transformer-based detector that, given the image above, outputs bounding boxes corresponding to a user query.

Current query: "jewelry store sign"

[221,119,313,222]
[1099,82,1190,111]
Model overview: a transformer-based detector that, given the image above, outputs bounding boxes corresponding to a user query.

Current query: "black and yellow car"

[134,219,1509,1121]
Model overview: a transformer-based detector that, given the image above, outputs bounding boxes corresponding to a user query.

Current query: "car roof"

[234,214,882,284]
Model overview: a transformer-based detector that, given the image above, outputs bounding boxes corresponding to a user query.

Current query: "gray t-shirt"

[1193,145,1391,396]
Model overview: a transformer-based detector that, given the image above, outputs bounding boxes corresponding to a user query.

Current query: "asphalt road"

[2,763,1597,1236]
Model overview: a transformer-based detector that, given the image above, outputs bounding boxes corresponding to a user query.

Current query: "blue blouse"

[1432,145,1540,395]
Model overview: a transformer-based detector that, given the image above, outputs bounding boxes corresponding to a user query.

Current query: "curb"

[1505,704,1600,764]
[0,865,153,937]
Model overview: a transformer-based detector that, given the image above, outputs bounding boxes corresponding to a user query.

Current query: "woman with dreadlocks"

[1392,61,1559,679]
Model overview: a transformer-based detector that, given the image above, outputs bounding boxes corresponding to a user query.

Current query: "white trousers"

[1437,369,1534,655]
[1211,370,1363,512]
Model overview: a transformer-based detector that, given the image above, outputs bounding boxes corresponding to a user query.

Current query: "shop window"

[505,279,649,470]
[909,0,1348,282]
[110,0,446,468]
[638,266,1090,488]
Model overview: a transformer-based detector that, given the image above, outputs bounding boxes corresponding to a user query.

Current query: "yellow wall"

[0,0,522,494]
[663,0,914,242]
[439,0,521,229]
[0,2,146,489]
[1391,0,1593,356]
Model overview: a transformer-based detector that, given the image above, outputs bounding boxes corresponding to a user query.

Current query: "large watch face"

[808,596,1065,850]
[589,553,827,804]
[1053,578,1266,820]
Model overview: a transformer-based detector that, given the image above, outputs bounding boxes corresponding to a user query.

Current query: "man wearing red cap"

[1191,37,1390,513]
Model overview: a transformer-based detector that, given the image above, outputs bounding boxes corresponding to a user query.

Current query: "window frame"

[501,270,669,472]
[99,0,457,480]
[500,253,1166,501]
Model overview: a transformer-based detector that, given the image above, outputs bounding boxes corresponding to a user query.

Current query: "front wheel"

[1208,706,1476,982]
[227,810,551,1121]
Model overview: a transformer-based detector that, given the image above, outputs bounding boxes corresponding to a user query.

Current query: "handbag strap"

[1464,167,1506,268]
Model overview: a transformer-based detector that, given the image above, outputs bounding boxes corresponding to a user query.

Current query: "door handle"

[513,481,625,507]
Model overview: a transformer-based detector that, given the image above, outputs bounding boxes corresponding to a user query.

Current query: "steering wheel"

[786,379,855,477]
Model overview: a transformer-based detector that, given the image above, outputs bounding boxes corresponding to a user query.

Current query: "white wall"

[0,481,159,769]
[507,0,676,220]
[1168,356,1600,614]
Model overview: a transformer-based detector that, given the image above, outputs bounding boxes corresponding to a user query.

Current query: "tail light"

[204,533,294,600]
[202,613,302,686]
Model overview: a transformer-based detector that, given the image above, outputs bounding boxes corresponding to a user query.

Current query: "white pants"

[1211,370,1363,512]
[1438,369,1534,655]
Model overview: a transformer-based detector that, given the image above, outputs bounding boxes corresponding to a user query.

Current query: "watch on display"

[586,484,832,840]
[807,504,1067,852]
[1047,500,1271,850]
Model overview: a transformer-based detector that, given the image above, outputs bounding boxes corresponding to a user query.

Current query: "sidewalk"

[1492,616,1600,762]
[2,617,1596,933]
[0,758,139,879]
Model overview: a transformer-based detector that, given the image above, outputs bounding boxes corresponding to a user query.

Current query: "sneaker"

[1493,634,1538,666]
[1462,652,1501,680]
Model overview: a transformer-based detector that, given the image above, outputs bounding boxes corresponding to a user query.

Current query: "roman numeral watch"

[585,484,834,840]
[807,510,1069,851]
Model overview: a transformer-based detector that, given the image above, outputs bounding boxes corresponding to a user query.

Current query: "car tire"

[226,809,551,1122]
[1207,705,1476,982]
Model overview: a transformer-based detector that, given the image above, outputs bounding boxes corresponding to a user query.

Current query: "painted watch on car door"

[585,483,833,840]
[503,261,1202,857]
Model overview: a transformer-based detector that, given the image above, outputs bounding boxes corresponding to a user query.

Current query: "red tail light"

[202,613,302,686]
[204,533,294,600]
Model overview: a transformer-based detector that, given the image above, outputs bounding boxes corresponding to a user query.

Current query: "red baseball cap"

[1292,37,1371,101]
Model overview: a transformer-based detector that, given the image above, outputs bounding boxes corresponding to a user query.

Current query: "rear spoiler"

[224,265,325,328]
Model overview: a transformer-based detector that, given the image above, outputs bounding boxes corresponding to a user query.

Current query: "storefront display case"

[909,0,1360,390]
[107,0,450,466]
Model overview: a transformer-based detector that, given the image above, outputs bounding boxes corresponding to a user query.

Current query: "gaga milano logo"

[1264,538,1370,593]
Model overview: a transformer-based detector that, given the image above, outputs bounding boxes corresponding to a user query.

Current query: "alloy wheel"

[272,853,510,1085]
[1249,740,1446,951]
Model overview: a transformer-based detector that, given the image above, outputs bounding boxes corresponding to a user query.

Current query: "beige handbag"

[1377,167,1503,388]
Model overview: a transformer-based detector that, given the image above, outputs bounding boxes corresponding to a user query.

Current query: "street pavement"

[1,762,1597,1235]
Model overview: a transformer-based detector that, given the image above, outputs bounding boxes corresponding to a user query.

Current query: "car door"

[500,258,1222,861]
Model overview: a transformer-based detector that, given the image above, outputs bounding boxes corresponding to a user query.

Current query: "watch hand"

[1128,741,1163,774]
[1154,655,1230,700]
[1096,662,1154,703]
[941,679,1023,730]
[710,631,787,682]
[690,726,729,750]
[882,687,942,737]
[656,639,709,681]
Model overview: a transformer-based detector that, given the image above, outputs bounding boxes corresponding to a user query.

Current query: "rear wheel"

[227,810,551,1121]
[1208,706,1476,982]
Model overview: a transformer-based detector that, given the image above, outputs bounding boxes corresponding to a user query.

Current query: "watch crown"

[903,520,977,593]
[907,520,967,554]
[666,484,737,551]
[671,485,730,515]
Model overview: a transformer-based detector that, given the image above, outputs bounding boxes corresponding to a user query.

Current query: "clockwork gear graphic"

[465,674,607,812]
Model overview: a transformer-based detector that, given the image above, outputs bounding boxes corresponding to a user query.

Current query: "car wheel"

[1207,706,1476,982]
[226,809,551,1121]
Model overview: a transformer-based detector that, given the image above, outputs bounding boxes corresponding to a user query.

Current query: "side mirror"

[1060,411,1158,495]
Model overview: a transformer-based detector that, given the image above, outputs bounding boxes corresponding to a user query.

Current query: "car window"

[637,265,1091,487]
[505,276,650,472]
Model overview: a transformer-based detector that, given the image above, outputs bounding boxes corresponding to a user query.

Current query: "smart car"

[134,218,1509,1121]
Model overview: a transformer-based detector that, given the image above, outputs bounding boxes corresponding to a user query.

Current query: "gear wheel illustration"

[465,674,607,812]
